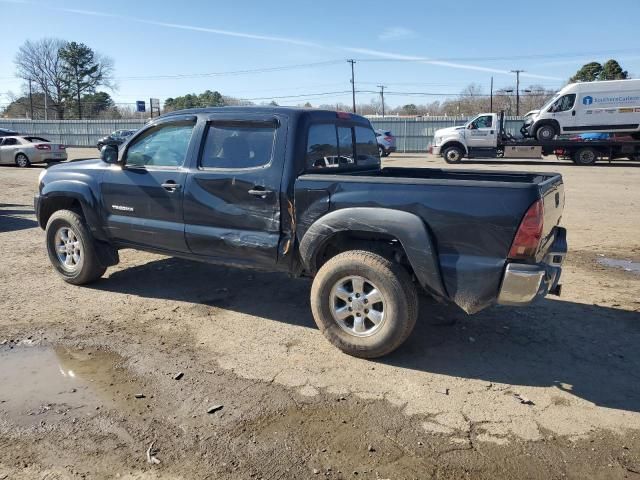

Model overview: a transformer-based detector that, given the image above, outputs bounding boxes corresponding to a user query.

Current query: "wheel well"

[313,231,414,276]
[38,197,83,229]
[440,141,466,155]
[533,119,560,134]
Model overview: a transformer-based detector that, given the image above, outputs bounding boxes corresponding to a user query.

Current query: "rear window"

[24,137,50,143]
[200,122,276,169]
[306,124,379,171]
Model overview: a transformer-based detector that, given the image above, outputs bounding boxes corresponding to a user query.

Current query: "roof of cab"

[159,106,371,124]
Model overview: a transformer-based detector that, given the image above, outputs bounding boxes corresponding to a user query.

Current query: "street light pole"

[510,70,525,116]
[347,59,356,114]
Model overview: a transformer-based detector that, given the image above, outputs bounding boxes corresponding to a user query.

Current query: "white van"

[523,79,640,141]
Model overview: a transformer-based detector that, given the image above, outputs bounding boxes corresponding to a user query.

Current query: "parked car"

[35,107,566,358]
[0,136,66,167]
[0,128,19,137]
[96,129,136,150]
[375,129,396,157]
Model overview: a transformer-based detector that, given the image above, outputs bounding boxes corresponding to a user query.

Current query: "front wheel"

[443,145,464,163]
[45,209,106,285]
[15,153,30,168]
[310,250,418,358]
[535,124,557,141]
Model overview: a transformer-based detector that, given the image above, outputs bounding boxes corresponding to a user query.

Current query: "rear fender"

[299,207,446,298]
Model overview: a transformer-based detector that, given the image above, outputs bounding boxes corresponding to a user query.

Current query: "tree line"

[2,48,632,120]
[3,38,114,120]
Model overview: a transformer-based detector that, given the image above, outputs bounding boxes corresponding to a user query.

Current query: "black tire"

[97,143,103,151]
[310,250,418,358]
[378,145,389,157]
[15,153,30,168]
[573,147,598,165]
[535,124,556,141]
[443,145,463,163]
[45,209,106,285]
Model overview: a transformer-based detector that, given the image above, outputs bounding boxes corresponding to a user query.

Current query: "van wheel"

[15,153,30,168]
[573,147,598,165]
[310,250,418,358]
[45,209,106,285]
[536,125,556,141]
[443,146,463,163]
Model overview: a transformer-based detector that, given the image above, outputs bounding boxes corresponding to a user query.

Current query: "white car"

[0,136,67,167]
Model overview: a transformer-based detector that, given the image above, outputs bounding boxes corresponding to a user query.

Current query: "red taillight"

[384,136,393,142]
[35,144,51,150]
[58,144,66,150]
[508,199,544,259]
[336,111,352,119]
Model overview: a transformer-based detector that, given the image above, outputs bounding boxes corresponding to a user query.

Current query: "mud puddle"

[597,256,640,275]
[0,346,148,426]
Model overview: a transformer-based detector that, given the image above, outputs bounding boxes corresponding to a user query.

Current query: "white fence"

[0,119,146,147]
[1,116,525,151]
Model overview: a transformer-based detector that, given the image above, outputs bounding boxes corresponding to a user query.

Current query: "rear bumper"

[497,227,567,306]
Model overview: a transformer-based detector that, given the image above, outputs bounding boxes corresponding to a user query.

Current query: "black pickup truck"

[35,107,567,358]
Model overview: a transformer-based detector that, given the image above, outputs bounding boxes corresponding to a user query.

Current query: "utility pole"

[347,59,356,113]
[489,76,493,113]
[511,70,525,116]
[28,79,34,120]
[377,85,386,117]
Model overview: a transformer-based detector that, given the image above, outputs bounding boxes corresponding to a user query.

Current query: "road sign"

[150,98,160,117]
[136,101,146,113]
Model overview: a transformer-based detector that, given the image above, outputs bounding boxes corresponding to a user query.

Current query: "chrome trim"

[497,264,545,306]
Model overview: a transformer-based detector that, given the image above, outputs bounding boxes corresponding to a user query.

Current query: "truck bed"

[295,167,564,314]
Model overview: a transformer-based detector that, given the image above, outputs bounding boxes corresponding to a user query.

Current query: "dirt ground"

[1,150,639,479]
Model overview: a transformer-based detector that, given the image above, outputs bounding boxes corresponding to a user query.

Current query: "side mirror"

[100,145,119,164]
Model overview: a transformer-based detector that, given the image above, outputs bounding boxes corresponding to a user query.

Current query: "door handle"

[161,181,181,191]
[248,187,272,198]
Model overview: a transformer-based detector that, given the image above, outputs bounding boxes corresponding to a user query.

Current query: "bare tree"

[15,38,67,119]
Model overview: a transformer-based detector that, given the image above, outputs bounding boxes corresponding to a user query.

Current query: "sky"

[1,0,640,110]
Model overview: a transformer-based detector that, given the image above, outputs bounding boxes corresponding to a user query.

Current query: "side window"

[3,138,19,146]
[200,123,276,169]
[354,126,379,164]
[125,122,194,167]
[306,124,339,169]
[470,115,492,129]
[549,94,576,113]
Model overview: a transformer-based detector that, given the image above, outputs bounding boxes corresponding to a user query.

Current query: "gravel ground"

[1,150,639,479]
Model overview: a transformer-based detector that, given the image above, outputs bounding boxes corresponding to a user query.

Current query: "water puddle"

[597,257,640,276]
[0,346,147,426]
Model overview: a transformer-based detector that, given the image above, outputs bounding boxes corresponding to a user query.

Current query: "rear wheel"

[378,146,389,157]
[443,145,464,163]
[97,143,104,151]
[573,147,598,165]
[45,209,106,285]
[310,250,418,358]
[535,124,557,141]
[15,153,30,168]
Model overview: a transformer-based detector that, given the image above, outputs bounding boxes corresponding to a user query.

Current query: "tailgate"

[537,174,565,259]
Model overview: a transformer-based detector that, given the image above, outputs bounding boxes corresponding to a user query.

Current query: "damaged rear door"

[182,114,287,267]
